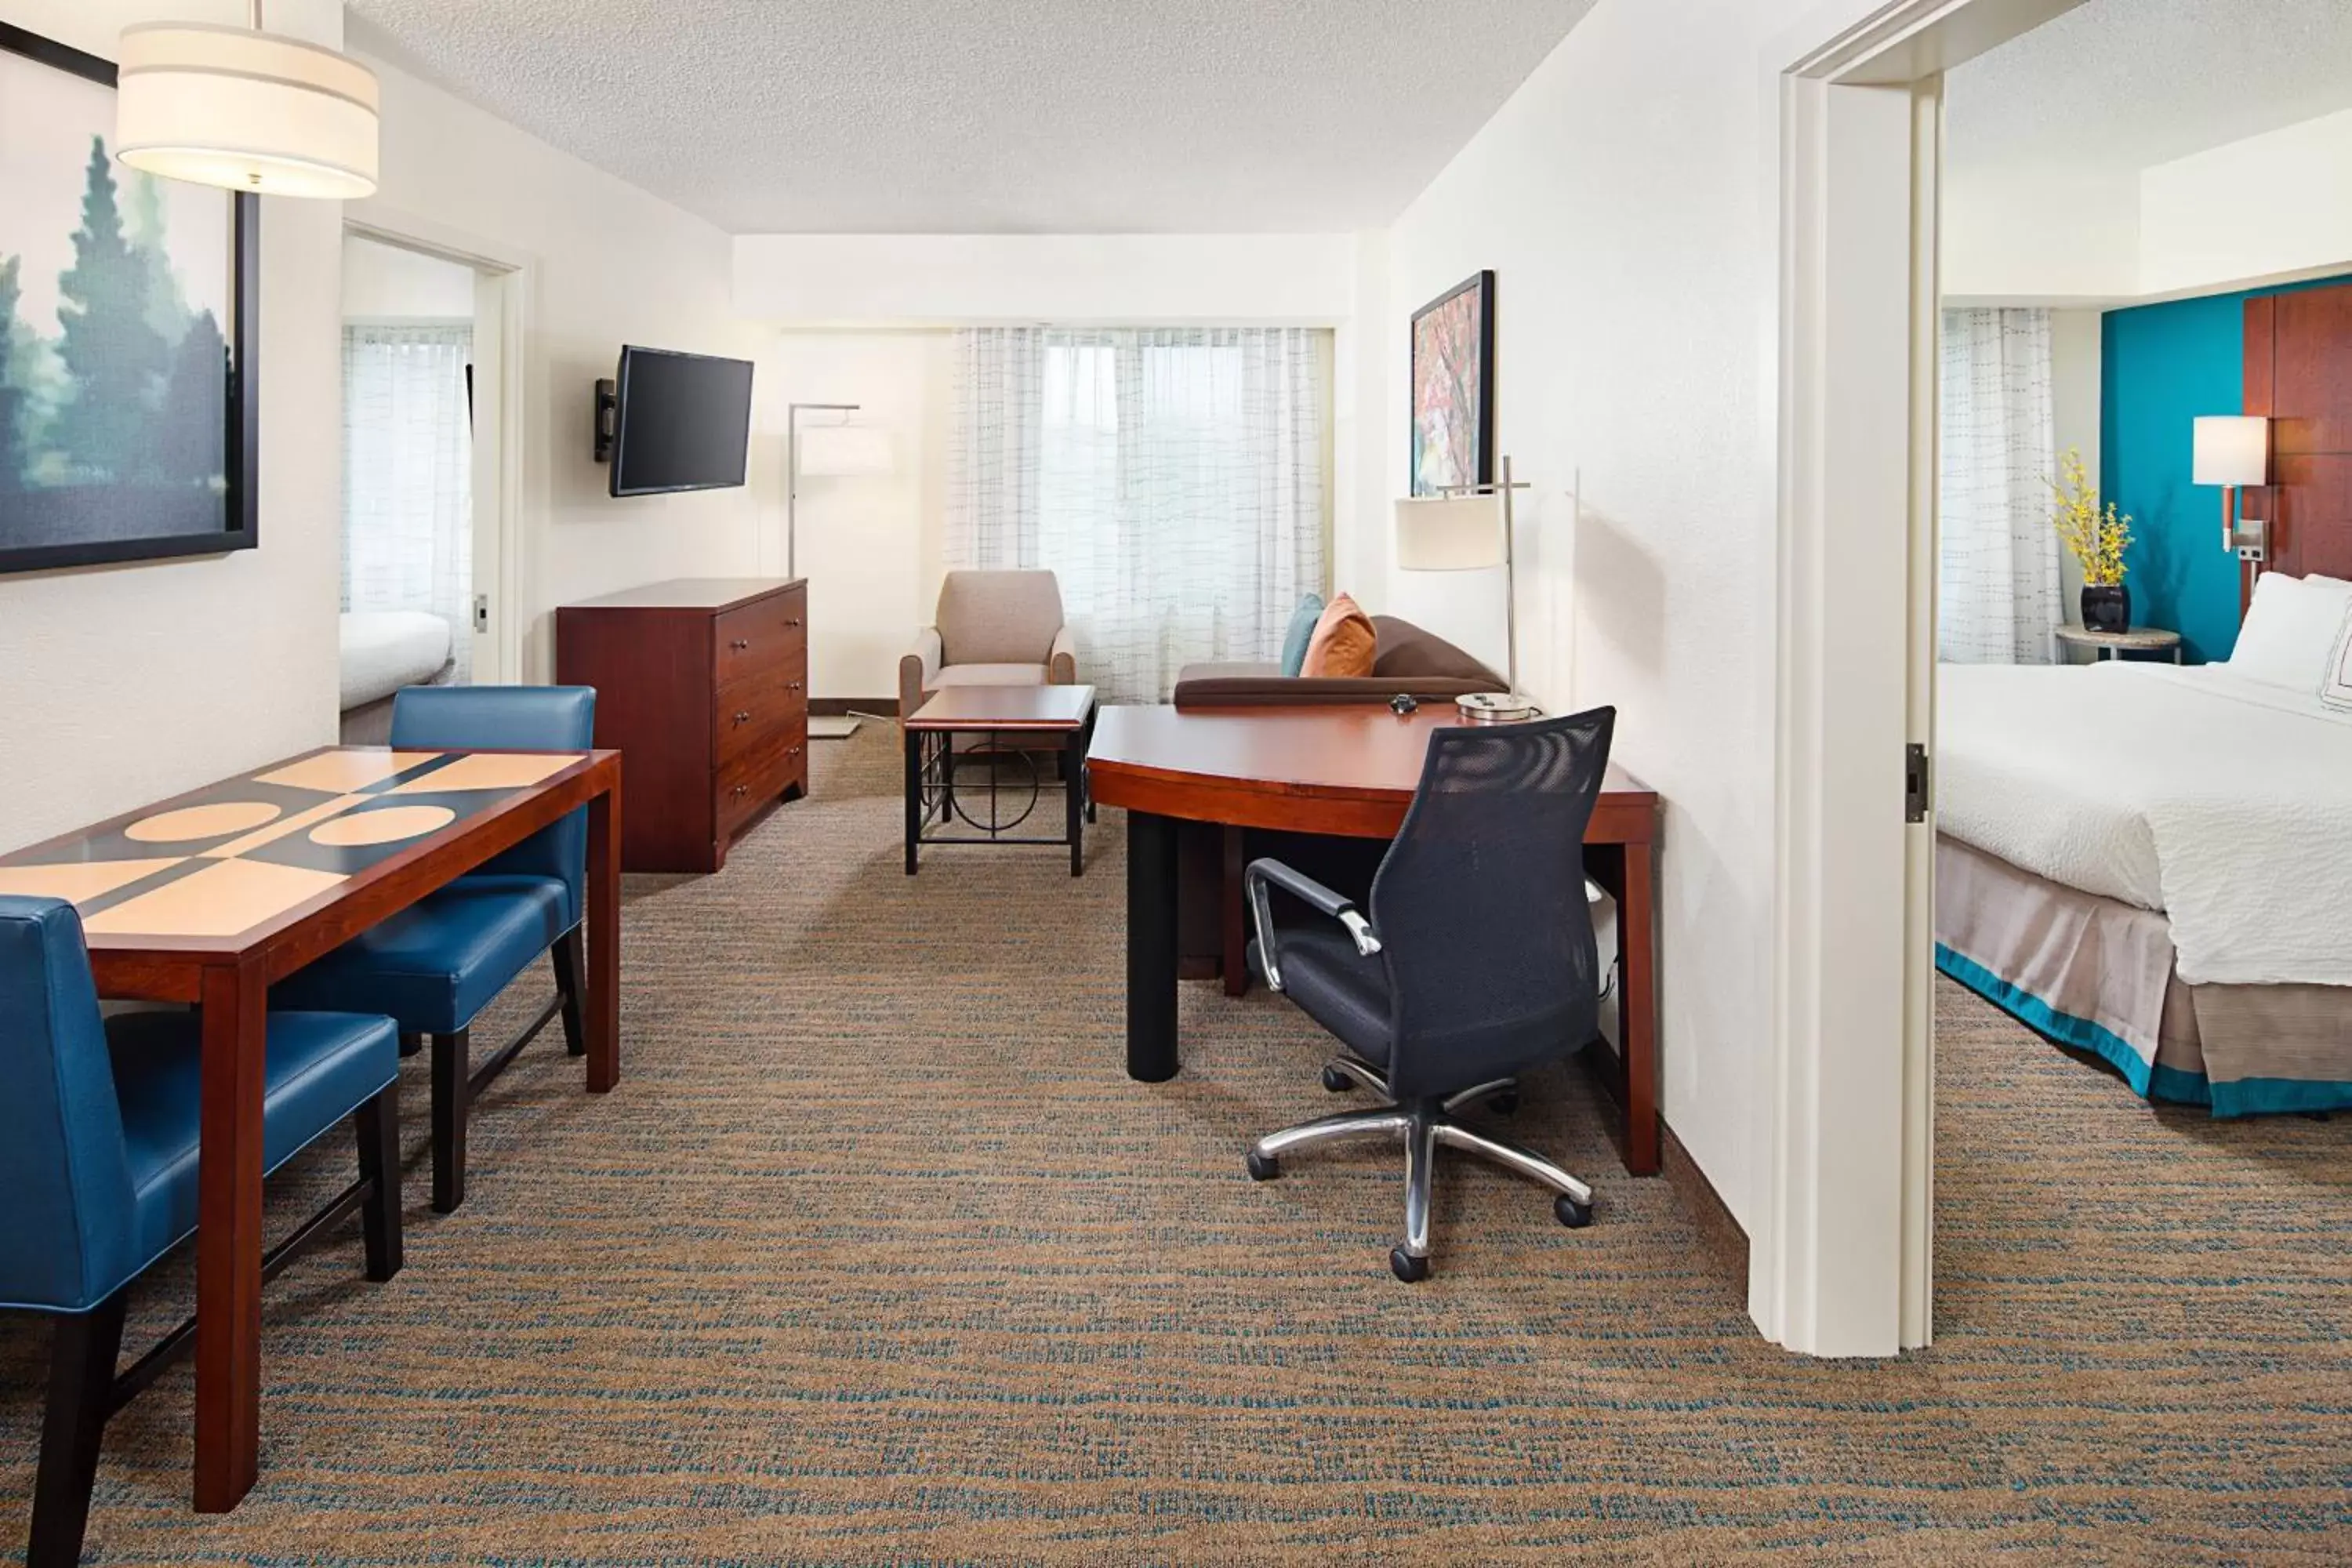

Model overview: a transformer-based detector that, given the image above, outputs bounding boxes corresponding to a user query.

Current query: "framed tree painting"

[0,21,259,574]
[1410,270,1494,497]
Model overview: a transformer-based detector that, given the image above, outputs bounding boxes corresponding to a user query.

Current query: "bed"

[339,610,456,743]
[1936,573,2352,1116]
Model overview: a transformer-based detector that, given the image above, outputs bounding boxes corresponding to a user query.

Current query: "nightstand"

[2056,625,2183,663]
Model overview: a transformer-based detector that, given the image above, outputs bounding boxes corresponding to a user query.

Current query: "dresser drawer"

[715,721,805,837]
[714,658,808,764]
[714,590,806,688]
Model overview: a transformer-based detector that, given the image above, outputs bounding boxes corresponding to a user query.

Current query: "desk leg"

[1221,826,1249,998]
[1620,837,1659,1176]
[586,779,621,1094]
[1127,808,1180,1081]
[194,956,267,1512]
[904,728,922,876]
[1067,729,1085,877]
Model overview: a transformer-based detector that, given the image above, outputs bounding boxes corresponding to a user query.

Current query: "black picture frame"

[1408,270,1495,497]
[0,21,260,575]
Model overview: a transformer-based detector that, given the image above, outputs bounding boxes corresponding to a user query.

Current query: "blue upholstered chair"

[273,685,596,1214]
[0,896,401,1568]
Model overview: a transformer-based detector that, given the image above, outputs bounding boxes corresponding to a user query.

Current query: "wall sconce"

[2193,415,2270,561]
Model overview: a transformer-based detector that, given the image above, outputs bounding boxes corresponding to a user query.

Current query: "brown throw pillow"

[1301,592,1377,677]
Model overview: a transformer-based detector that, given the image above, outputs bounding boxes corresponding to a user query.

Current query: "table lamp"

[2194,415,2269,560]
[1395,455,1532,720]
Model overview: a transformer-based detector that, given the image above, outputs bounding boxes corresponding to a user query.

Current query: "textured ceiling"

[345,0,1597,234]
[1947,0,2352,176]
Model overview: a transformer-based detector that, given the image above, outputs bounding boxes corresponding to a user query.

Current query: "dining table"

[0,743,622,1513]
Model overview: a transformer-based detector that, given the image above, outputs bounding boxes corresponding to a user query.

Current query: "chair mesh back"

[1369,706,1617,1099]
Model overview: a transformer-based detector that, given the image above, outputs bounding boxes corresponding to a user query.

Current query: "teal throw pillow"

[1280,593,1326,677]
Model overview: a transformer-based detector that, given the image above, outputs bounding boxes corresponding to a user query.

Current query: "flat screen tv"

[608,347,755,498]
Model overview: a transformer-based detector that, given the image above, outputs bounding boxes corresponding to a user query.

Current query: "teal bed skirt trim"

[1936,944,2352,1116]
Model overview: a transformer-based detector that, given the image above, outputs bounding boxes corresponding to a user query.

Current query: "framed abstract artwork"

[0,22,259,575]
[1410,270,1494,497]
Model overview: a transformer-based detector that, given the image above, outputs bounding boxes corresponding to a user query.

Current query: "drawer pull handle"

[735,710,751,724]
[731,637,750,652]
[789,746,802,757]
[732,784,748,797]
[787,681,801,692]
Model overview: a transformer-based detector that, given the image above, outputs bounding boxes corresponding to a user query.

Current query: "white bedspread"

[1938,662,2352,987]
[339,611,452,710]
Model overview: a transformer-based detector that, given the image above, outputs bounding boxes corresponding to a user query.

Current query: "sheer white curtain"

[947,327,1329,702]
[343,323,474,681]
[1939,308,2060,665]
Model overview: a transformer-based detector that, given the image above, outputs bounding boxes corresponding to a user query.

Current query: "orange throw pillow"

[1301,592,1377,677]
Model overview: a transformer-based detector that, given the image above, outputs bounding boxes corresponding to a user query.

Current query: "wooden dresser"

[556,578,808,872]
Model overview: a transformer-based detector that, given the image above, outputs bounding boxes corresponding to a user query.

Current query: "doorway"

[336,224,524,739]
[1765,0,2092,1358]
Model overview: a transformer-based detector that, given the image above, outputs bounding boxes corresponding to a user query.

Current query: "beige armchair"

[899,569,1077,719]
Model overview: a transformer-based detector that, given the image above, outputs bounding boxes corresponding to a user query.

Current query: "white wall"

[758,332,951,698]
[354,53,771,682]
[1945,106,2352,306]
[0,0,345,852]
[2140,107,2352,298]
[735,232,1377,693]
[1372,0,1901,1236]
[1941,164,2139,303]
[734,234,1358,326]
[2049,307,2102,619]
[343,234,476,320]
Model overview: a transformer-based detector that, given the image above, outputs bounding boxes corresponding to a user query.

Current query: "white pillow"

[2326,609,2352,712]
[2227,572,2352,693]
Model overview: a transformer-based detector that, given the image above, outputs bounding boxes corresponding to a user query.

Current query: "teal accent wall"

[2101,272,2352,663]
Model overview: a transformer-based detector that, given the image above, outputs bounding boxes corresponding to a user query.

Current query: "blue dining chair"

[273,685,596,1214]
[0,896,401,1568]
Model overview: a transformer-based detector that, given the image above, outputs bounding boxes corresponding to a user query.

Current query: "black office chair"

[1243,706,1616,1281]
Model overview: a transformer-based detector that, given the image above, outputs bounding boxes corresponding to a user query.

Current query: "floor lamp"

[787,403,894,737]
[1395,454,1534,720]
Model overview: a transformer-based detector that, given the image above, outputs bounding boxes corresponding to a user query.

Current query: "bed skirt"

[1935,836,2352,1116]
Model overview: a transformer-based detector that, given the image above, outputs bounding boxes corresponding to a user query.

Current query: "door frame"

[342,209,538,686]
[1761,0,2088,1357]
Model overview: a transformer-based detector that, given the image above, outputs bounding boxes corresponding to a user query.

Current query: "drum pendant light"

[116,0,379,199]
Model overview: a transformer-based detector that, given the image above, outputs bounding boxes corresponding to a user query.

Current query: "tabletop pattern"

[0,749,585,940]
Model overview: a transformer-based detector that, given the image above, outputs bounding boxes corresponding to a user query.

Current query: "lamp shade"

[2192,416,2268,488]
[115,24,379,200]
[1394,494,1507,572]
[797,424,894,477]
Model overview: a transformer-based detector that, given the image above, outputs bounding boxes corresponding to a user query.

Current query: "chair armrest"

[899,627,942,720]
[1047,625,1077,685]
[1245,857,1381,993]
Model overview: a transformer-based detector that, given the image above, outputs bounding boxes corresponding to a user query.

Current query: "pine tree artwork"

[1,27,246,569]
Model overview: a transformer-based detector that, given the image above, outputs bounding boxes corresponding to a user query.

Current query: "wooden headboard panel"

[2244,281,2352,611]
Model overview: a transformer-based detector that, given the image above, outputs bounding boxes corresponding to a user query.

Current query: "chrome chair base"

[1247,1056,1595,1282]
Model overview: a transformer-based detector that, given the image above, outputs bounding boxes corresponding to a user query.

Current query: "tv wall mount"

[593,378,616,463]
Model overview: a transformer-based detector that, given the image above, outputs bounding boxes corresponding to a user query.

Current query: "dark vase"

[2081,583,2130,634]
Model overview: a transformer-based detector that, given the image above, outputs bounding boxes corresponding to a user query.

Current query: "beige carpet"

[2,724,2347,1564]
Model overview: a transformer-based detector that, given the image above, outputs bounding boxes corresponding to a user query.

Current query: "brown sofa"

[1172,615,1504,709]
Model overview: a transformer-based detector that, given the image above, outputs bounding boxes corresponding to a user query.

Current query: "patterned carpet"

[2,724,2347,1565]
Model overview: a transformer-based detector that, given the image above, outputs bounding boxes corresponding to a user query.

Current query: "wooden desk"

[0,746,622,1513]
[1087,705,1662,1175]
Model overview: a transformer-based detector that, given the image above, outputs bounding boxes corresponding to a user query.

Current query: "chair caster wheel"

[1246,1150,1281,1181]
[1555,1195,1594,1229]
[1488,1090,1520,1116]
[1320,1065,1353,1093]
[1389,1247,1430,1283]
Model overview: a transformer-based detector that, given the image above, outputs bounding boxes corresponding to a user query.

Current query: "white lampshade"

[1394,494,1507,572]
[115,24,379,200]
[2192,416,2268,488]
[797,424,894,477]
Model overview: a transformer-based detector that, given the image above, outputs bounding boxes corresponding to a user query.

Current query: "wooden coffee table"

[904,685,1098,876]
